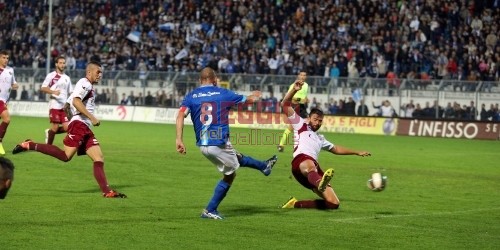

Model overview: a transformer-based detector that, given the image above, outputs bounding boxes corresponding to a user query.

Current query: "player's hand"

[176,140,186,154]
[11,83,19,90]
[92,118,101,126]
[357,151,371,157]
[52,90,61,96]
[293,80,303,90]
[251,90,262,99]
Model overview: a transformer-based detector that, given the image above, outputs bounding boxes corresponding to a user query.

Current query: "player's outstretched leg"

[281,197,298,208]
[12,139,32,154]
[318,168,334,193]
[237,153,277,176]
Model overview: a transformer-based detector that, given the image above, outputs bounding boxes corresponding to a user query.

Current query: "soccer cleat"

[318,168,334,193]
[44,129,49,143]
[261,155,278,176]
[277,145,284,152]
[0,143,5,155]
[281,197,297,208]
[200,209,224,220]
[103,190,127,198]
[12,139,32,154]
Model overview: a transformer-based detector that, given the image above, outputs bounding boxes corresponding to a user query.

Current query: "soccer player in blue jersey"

[176,67,278,219]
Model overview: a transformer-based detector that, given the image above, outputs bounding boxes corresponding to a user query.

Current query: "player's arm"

[245,90,262,104]
[175,106,188,154]
[281,80,303,117]
[73,97,100,126]
[63,102,72,120]
[11,73,18,90]
[41,86,60,96]
[329,145,371,157]
[11,82,19,90]
[40,74,59,95]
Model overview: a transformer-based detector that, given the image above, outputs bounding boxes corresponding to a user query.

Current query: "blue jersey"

[181,85,246,146]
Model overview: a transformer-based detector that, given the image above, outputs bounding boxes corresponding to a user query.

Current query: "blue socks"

[239,155,266,171]
[206,180,230,212]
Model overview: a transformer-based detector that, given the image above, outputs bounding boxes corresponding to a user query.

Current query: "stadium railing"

[12,68,500,119]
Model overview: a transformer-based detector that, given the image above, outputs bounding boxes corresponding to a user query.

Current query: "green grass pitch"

[1,116,499,249]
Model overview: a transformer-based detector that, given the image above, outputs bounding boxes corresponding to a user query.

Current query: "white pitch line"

[327,207,500,223]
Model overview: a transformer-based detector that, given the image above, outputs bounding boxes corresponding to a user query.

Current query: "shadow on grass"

[222,204,284,217]
[61,184,137,194]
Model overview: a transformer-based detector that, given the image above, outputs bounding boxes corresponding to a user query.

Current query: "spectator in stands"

[156,91,165,107]
[98,89,107,105]
[144,91,155,106]
[94,89,103,104]
[109,89,118,105]
[127,91,136,106]
[329,62,340,87]
[423,101,434,118]
[444,102,456,119]
[480,104,489,121]
[328,100,339,115]
[453,102,465,120]
[20,86,29,101]
[165,94,175,108]
[372,101,384,116]
[9,88,17,101]
[401,100,415,118]
[490,104,500,121]
[412,103,425,118]
[120,93,129,105]
[447,57,458,80]
[379,100,396,118]
[466,101,478,120]
[344,97,356,116]
[264,92,278,113]
[386,71,400,96]
[357,99,369,116]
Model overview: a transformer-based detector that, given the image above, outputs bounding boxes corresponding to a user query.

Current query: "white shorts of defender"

[199,141,240,175]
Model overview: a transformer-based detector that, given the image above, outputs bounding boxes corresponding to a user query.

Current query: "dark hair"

[0,157,14,181]
[55,56,66,64]
[0,157,14,199]
[0,50,9,56]
[309,108,324,117]
[88,61,102,67]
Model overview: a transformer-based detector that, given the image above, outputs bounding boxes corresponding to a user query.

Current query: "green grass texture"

[1,116,499,249]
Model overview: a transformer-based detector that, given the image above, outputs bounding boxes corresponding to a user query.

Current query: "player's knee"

[325,201,339,209]
[223,172,235,184]
[235,152,243,161]
[64,154,74,162]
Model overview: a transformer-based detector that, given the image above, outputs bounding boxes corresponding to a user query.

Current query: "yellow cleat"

[318,168,334,192]
[281,197,297,208]
[0,143,5,155]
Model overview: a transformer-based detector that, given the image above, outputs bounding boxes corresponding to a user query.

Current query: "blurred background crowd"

[0,0,498,120]
[0,0,498,81]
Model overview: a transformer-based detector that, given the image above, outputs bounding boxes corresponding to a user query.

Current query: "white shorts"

[199,141,240,175]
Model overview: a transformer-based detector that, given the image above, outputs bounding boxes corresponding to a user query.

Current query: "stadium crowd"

[1,0,498,80]
[0,0,498,120]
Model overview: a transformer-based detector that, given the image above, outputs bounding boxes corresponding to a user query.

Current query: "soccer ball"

[367,172,387,191]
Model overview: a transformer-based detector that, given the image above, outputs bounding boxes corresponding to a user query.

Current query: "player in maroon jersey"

[281,80,371,209]
[13,61,126,198]
[40,56,73,144]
